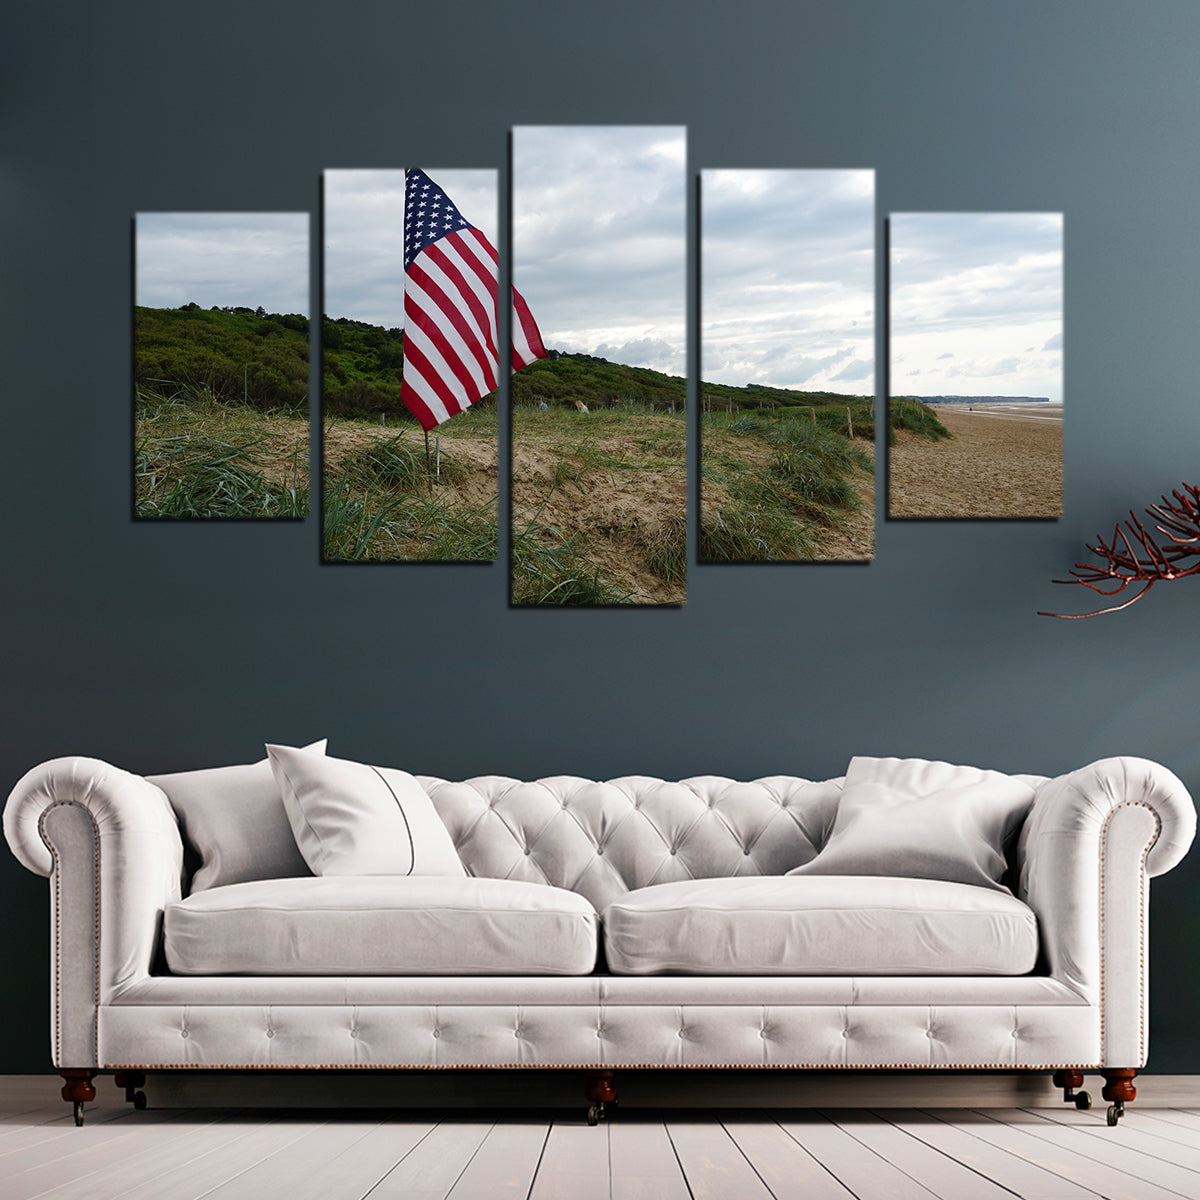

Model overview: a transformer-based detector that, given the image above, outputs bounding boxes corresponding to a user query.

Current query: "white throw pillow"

[151,740,326,891]
[266,744,465,877]
[788,755,1036,891]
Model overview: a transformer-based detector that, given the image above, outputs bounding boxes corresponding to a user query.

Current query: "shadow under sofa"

[4,749,1195,1127]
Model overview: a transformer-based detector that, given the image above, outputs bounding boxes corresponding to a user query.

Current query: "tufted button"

[596,1027,605,1039]
[596,846,604,856]
[524,848,531,856]
[432,1029,441,1039]
[266,1029,275,1039]
[926,1030,934,1039]
[841,1029,849,1039]
[180,1029,189,1039]
[350,1029,359,1039]
[759,1029,769,1039]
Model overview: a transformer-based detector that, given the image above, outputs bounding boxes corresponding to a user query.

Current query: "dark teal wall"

[3,0,1198,1073]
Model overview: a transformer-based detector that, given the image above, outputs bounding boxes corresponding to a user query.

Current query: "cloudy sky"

[889,212,1063,403]
[323,169,497,327]
[513,125,687,376]
[135,213,309,314]
[702,169,875,393]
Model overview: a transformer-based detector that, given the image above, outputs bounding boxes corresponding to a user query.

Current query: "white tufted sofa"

[4,753,1195,1126]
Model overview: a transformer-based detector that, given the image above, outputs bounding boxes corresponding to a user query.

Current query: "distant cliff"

[894,395,1051,405]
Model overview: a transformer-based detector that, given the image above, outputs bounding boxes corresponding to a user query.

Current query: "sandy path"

[889,406,1062,518]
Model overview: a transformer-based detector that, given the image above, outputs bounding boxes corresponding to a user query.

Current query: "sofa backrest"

[418,774,843,912]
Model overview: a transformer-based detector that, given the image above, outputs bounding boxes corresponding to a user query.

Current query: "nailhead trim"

[104,1059,1105,1071]
[38,800,101,1068]
[1097,800,1159,1067]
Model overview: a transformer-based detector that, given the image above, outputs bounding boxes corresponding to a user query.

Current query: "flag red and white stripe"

[401,169,545,431]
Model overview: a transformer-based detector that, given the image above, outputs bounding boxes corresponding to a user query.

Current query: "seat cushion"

[603,876,1039,976]
[164,876,598,975]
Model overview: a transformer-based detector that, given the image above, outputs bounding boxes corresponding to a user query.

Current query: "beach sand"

[889,405,1062,518]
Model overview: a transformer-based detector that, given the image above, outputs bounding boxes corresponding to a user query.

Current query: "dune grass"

[322,430,494,562]
[889,399,952,441]
[700,410,871,561]
[135,385,308,518]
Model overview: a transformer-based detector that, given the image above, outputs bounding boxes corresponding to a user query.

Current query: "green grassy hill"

[135,305,309,410]
[137,308,946,442]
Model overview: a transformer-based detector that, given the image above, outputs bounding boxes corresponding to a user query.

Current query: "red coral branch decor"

[1039,482,1200,618]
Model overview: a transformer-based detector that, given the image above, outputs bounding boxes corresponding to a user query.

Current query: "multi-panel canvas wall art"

[510,125,688,606]
[888,212,1064,518]
[700,169,876,561]
[133,213,310,519]
[322,169,525,562]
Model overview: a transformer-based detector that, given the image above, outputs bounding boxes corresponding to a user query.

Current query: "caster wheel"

[1074,1090,1092,1110]
[132,1091,147,1110]
[587,1102,603,1126]
[1107,1102,1123,1126]
[73,1101,85,1127]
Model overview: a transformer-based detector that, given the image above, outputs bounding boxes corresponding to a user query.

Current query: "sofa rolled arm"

[1021,756,1195,883]
[1018,756,1195,1066]
[4,757,184,1067]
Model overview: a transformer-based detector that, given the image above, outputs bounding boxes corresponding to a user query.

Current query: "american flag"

[400,168,546,431]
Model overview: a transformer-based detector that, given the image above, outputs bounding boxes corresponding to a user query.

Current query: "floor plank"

[1034,1104,1200,1167]
[253,1117,437,1200]
[446,1120,549,1200]
[665,1112,776,1199]
[890,1109,1105,1200]
[1141,1108,1200,1134]
[369,1121,494,1200]
[826,1109,1020,1200]
[527,1121,611,1200]
[2,1110,229,1200]
[31,1115,300,1200]
[196,1115,411,1200]
[609,1116,692,1200]
[1000,1108,1200,1198]
[720,1111,857,1199]
[3,1079,1200,1200]
[93,1117,310,1200]
[941,1109,1189,1200]
[772,1110,942,1200]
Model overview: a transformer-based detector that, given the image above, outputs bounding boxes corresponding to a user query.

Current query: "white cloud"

[513,126,687,373]
[889,212,1063,403]
[135,213,310,314]
[701,168,875,393]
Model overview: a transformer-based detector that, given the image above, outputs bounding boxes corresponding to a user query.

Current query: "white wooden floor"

[3,1076,1200,1200]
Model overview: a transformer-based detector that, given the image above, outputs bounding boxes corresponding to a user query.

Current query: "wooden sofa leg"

[1101,1068,1137,1126]
[585,1071,617,1125]
[114,1070,147,1110]
[1052,1068,1091,1110]
[60,1069,96,1127]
